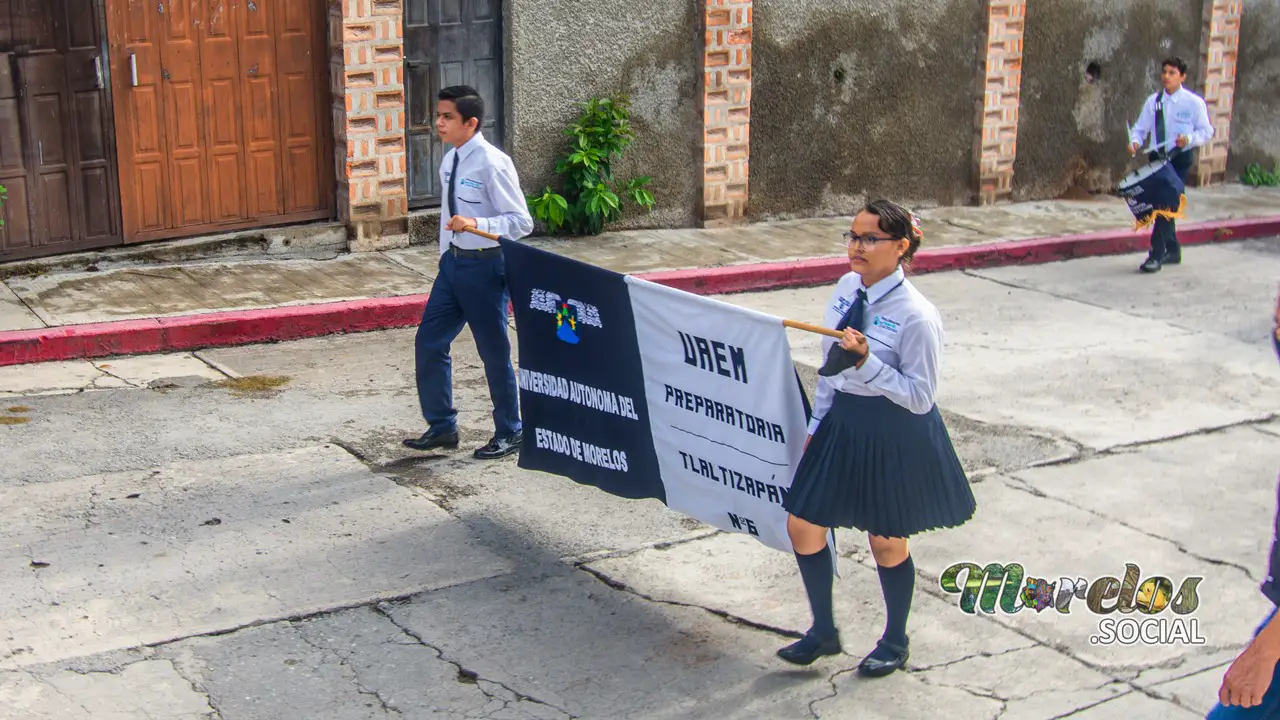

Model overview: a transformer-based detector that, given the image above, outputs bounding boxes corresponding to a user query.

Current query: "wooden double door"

[0,0,123,261]
[106,0,331,243]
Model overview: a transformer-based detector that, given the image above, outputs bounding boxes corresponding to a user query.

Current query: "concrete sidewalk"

[1,184,1278,365]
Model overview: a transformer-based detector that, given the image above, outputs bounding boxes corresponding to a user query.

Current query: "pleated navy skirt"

[783,391,975,538]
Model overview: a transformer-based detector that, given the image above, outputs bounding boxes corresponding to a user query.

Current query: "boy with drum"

[1127,56,1214,274]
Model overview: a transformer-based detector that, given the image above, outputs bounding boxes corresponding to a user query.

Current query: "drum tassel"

[1132,193,1187,231]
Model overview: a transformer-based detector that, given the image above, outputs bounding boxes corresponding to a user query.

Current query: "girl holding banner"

[776,200,976,675]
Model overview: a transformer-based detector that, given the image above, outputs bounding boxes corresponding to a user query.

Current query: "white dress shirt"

[807,265,945,435]
[439,132,534,254]
[1128,87,1214,152]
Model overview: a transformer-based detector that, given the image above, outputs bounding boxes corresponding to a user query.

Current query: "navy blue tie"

[836,289,868,332]
[447,151,460,219]
[819,289,868,377]
[1155,93,1167,155]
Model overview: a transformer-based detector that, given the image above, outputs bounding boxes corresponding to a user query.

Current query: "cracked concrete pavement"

[0,240,1278,718]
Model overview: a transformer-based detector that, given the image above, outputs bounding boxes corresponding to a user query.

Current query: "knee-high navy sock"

[876,554,914,649]
[795,546,836,638]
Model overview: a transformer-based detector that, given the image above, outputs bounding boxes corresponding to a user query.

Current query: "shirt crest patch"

[871,315,900,333]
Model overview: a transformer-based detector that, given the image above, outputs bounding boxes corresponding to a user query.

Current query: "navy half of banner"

[501,237,816,554]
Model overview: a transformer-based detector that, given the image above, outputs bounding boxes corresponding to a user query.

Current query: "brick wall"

[973,0,1026,205]
[1194,0,1241,186]
[701,0,752,227]
[329,0,409,251]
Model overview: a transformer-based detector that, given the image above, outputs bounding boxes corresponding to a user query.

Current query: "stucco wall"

[505,0,702,231]
[748,0,984,220]
[1228,0,1280,178]
[1013,0,1204,200]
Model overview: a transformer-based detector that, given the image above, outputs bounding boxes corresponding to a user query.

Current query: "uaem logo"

[939,562,1205,647]
[530,289,602,345]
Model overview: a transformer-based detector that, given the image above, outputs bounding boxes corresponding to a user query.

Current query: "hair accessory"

[909,213,923,239]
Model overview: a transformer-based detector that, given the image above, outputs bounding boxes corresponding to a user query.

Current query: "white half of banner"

[624,277,810,553]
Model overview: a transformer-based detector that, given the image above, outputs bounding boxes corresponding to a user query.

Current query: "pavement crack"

[1133,657,1232,688]
[296,628,404,718]
[190,352,237,380]
[32,674,96,718]
[377,251,434,280]
[372,602,576,719]
[1002,477,1261,581]
[1098,414,1279,454]
[910,644,1037,672]
[914,669,1011,710]
[561,529,722,566]
[958,271,1200,336]
[90,362,141,389]
[129,587,450,654]
[935,218,987,234]
[575,563,802,640]
[806,666,846,719]
[163,654,225,720]
[328,438,372,464]
[7,286,51,328]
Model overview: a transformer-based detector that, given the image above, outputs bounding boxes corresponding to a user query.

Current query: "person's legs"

[1147,216,1172,267]
[413,254,466,437]
[1163,151,1195,264]
[455,253,521,446]
[861,534,913,676]
[778,514,842,665]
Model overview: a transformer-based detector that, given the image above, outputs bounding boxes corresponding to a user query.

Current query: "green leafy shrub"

[527,96,656,235]
[1242,162,1280,187]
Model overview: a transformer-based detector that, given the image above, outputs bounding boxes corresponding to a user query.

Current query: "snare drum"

[1116,158,1186,230]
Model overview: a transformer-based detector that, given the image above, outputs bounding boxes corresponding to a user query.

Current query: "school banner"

[500,238,812,552]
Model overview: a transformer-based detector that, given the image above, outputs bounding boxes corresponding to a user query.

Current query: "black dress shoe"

[474,434,521,460]
[776,631,842,666]
[402,429,459,452]
[857,638,909,678]
[1162,250,1182,265]
[1139,256,1162,273]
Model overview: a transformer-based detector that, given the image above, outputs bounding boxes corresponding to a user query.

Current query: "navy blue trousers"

[1149,150,1195,261]
[414,250,520,439]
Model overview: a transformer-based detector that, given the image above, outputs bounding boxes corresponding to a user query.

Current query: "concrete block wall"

[701,0,753,226]
[327,0,1261,249]
[974,0,1025,205]
[1194,0,1241,186]
[330,0,409,251]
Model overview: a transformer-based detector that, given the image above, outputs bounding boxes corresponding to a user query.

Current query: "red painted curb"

[0,295,428,367]
[643,215,1280,295]
[1,216,1277,367]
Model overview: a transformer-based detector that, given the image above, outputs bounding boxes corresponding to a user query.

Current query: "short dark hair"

[1162,57,1188,76]
[438,85,484,126]
[862,199,923,264]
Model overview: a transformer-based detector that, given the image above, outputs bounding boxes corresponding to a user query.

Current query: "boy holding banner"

[1127,56,1214,274]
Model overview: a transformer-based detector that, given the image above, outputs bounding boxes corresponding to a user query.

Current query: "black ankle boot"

[777,630,842,666]
[857,637,909,677]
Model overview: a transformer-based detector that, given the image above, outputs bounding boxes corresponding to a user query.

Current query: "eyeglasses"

[842,231,899,248]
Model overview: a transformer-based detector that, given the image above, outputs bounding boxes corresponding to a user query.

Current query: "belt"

[447,245,501,258]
